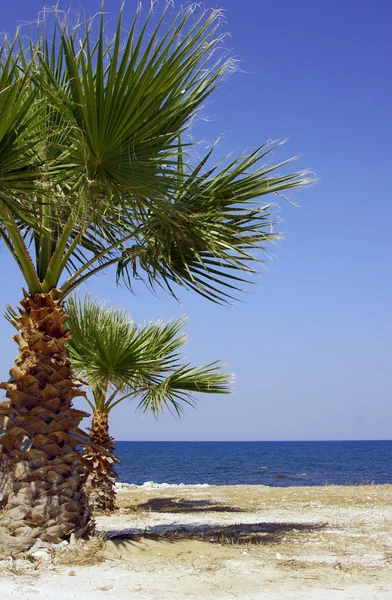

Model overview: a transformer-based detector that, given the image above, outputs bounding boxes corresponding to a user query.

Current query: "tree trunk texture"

[0,292,94,552]
[83,410,118,512]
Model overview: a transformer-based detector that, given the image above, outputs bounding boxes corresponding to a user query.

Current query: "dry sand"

[1,483,391,599]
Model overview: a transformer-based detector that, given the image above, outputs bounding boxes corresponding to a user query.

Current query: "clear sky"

[0,1,391,441]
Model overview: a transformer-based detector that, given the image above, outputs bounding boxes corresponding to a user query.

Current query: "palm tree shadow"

[137,497,244,513]
[105,521,326,547]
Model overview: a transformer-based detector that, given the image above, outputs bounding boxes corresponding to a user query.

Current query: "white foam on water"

[115,481,210,490]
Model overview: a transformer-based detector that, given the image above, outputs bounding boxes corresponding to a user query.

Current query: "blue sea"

[115,440,392,487]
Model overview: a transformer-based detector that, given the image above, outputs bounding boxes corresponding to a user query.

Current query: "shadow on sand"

[105,520,325,546]
[136,497,244,513]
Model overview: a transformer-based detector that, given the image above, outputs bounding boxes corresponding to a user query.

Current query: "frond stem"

[59,256,121,300]
[104,386,123,411]
[106,390,137,412]
[42,209,80,292]
[56,217,94,279]
[3,212,42,295]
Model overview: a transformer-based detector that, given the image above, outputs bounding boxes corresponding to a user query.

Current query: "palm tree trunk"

[0,292,93,552]
[83,410,118,512]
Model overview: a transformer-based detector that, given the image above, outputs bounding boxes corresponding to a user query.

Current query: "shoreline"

[115,480,392,489]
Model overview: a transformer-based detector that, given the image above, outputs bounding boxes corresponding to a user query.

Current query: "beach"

[1,483,391,599]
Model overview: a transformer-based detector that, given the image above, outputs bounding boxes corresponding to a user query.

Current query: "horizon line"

[115,439,392,443]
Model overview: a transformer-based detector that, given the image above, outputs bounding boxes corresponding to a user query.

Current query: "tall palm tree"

[0,5,311,550]
[66,296,231,512]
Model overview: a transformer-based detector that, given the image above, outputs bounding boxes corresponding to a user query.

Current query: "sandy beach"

[1,483,391,599]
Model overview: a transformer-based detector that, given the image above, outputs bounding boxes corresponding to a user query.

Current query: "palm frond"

[0,37,43,198]
[38,5,232,215]
[66,294,232,417]
[117,141,313,303]
[137,362,233,417]
[66,294,188,390]
[1,5,240,294]
[4,303,19,329]
[0,4,312,301]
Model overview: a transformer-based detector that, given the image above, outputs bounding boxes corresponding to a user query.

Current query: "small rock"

[30,549,52,562]
[29,539,52,552]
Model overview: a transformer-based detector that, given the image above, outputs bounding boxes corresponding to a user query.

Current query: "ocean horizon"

[114,440,392,487]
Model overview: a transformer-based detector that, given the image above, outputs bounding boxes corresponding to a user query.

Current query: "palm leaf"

[67,294,187,388]
[117,141,312,303]
[137,362,232,417]
[39,5,232,214]
[0,5,312,302]
[66,295,232,416]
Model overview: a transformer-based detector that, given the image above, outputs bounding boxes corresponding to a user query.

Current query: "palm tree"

[0,5,311,550]
[66,296,231,512]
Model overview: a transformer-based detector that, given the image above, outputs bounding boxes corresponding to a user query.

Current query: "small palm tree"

[66,296,231,512]
[0,5,311,550]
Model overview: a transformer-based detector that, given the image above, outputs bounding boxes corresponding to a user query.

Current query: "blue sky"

[0,0,391,441]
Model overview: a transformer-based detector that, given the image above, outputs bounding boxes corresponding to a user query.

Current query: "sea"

[115,440,392,487]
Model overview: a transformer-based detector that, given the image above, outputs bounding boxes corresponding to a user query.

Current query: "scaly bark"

[0,292,94,552]
[83,410,118,512]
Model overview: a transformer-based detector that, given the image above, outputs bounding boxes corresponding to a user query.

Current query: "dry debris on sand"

[1,484,392,599]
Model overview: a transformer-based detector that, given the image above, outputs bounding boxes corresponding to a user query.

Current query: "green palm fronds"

[66,295,232,416]
[0,4,311,304]
[118,140,307,303]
